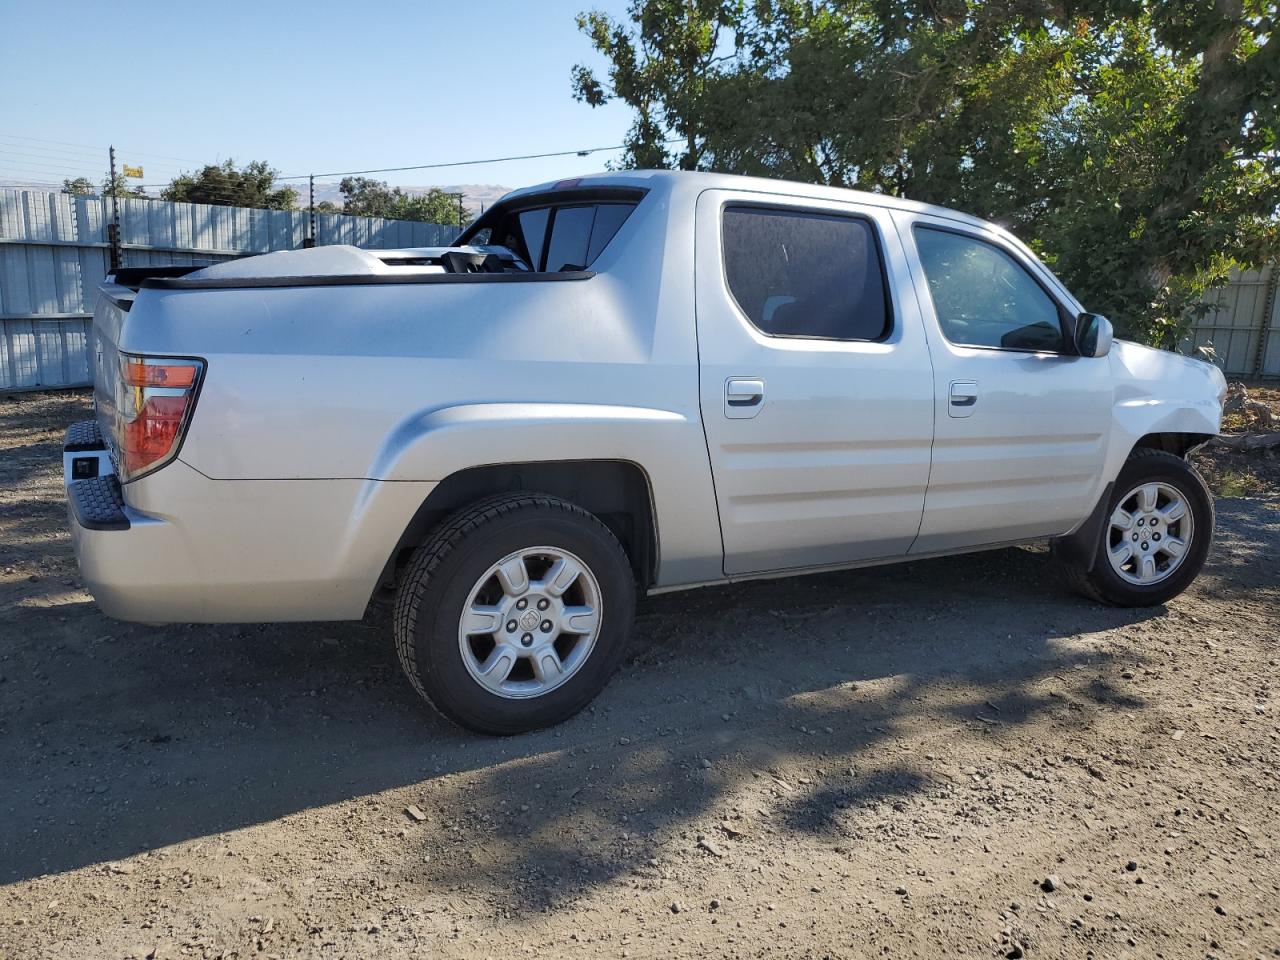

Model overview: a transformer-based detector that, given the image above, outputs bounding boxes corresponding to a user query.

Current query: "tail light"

[111,353,204,481]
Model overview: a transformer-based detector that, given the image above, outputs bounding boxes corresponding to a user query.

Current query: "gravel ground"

[1,390,1278,960]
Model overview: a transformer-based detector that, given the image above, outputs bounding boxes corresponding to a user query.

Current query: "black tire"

[393,492,636,734]
[1060,448,1214,607]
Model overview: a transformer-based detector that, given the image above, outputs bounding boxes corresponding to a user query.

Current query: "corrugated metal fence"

[0,189,457,391]
[4,186,1277,390]
[1183,265,1280,379]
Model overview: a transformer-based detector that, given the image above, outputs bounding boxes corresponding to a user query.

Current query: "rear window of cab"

[459,189,644,272]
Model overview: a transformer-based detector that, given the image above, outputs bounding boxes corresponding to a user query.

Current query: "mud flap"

[1050,481,1114,572]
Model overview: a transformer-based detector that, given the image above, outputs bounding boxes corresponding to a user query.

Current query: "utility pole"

[457,192,464,228]
[306,174,316,248]
[107,145,122,271]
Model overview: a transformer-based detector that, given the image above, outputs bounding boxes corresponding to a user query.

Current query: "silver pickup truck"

[65,170,1225,733]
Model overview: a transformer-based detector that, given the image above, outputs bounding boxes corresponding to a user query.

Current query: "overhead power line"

[272,138,686,182]
[5,135,692,202]
[0,134,205,166]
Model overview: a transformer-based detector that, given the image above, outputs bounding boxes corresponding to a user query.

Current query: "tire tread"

[1059,447,1213,606]
[392,492,627,727]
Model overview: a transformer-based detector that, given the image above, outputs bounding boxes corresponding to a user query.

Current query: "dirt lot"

[1,390,1277,960]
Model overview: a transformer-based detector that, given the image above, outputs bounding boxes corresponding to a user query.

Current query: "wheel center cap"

[519,609,541,632]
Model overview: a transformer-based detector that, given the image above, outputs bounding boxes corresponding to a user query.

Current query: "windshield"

[457,188,644,272]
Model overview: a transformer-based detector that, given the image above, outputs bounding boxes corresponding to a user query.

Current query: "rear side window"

[722,207,890,341]
[913,227,1065,352]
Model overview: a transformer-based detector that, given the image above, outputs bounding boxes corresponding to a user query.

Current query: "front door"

[892,211,1113,553]
[695,190,935,576]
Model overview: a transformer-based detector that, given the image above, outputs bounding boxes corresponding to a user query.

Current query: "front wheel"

[393,492,636,734]
[1060,449,1214,607]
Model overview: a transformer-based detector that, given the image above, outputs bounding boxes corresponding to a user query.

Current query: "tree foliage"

[162,160,297,210]
[61,175,147,198]
[103,173,148,199]
[574,0,746,169]
[337,177,469,226]
[574,0,1280,346]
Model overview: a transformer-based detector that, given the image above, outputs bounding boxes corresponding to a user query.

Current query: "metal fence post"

[107,146,121,271]
[305,174,317,248]
[1253,263,1278,378]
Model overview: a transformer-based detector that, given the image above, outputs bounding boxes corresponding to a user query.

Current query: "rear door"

[892,212,1113,552]
[695,190,935,576]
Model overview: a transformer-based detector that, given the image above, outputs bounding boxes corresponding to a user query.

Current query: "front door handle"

[725,378,765,419]
[949,380,978,418]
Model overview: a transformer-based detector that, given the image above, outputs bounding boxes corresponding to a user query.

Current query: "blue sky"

[0,0,636,194]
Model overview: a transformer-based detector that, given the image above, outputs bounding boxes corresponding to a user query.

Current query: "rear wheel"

[1060,449,1214,607]
[393,492,636,734]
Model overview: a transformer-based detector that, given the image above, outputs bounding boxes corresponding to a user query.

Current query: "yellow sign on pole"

[122,164,144,178]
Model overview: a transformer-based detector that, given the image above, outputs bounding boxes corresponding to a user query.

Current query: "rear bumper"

[68,474,130,531]
[63,420,193,620]
[63,420,435,623]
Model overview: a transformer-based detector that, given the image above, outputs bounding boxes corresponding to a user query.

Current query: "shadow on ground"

[3,536,1163,886]
[1,387,1275,904]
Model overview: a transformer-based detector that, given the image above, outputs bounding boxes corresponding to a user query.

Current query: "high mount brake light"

[113,354,204,481]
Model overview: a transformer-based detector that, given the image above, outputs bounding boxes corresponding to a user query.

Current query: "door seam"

[692,189,731,576]
[889,209,937,552]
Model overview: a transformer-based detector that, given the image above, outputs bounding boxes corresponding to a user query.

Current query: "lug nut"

[506,620,518,633]
[537,598,549,611]
[516,598,528,610]
[521,633,534,647]
[1132,533,1139,541]
[1136,518,1144,526]
[1141,543,1149,551]
[1153,533,1161,541]
[541,620,553,633]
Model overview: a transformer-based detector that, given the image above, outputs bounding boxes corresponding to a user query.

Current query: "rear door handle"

[949,380,978,418]
[725,378,765,419]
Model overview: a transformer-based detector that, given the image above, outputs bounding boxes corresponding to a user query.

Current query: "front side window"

[913,227,1065,352]
[722,206,890,341]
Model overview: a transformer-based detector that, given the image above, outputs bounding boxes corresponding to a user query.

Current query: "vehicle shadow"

[0,485,1273,894]
[3,535,1148,887]
[397,545,1163,911]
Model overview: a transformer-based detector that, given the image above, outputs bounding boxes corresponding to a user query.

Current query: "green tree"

[162,160,297,209]
[102,174,148,198]
[575,0,1280,346]
[572,0,744,169]
[61,175,147,198]
[337,177,469,226]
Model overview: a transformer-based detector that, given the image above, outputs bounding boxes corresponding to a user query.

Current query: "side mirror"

[1074,312,1113,358]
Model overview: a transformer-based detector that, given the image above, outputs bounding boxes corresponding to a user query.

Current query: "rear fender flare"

[368,402,687,482]
[365,402,724,587]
